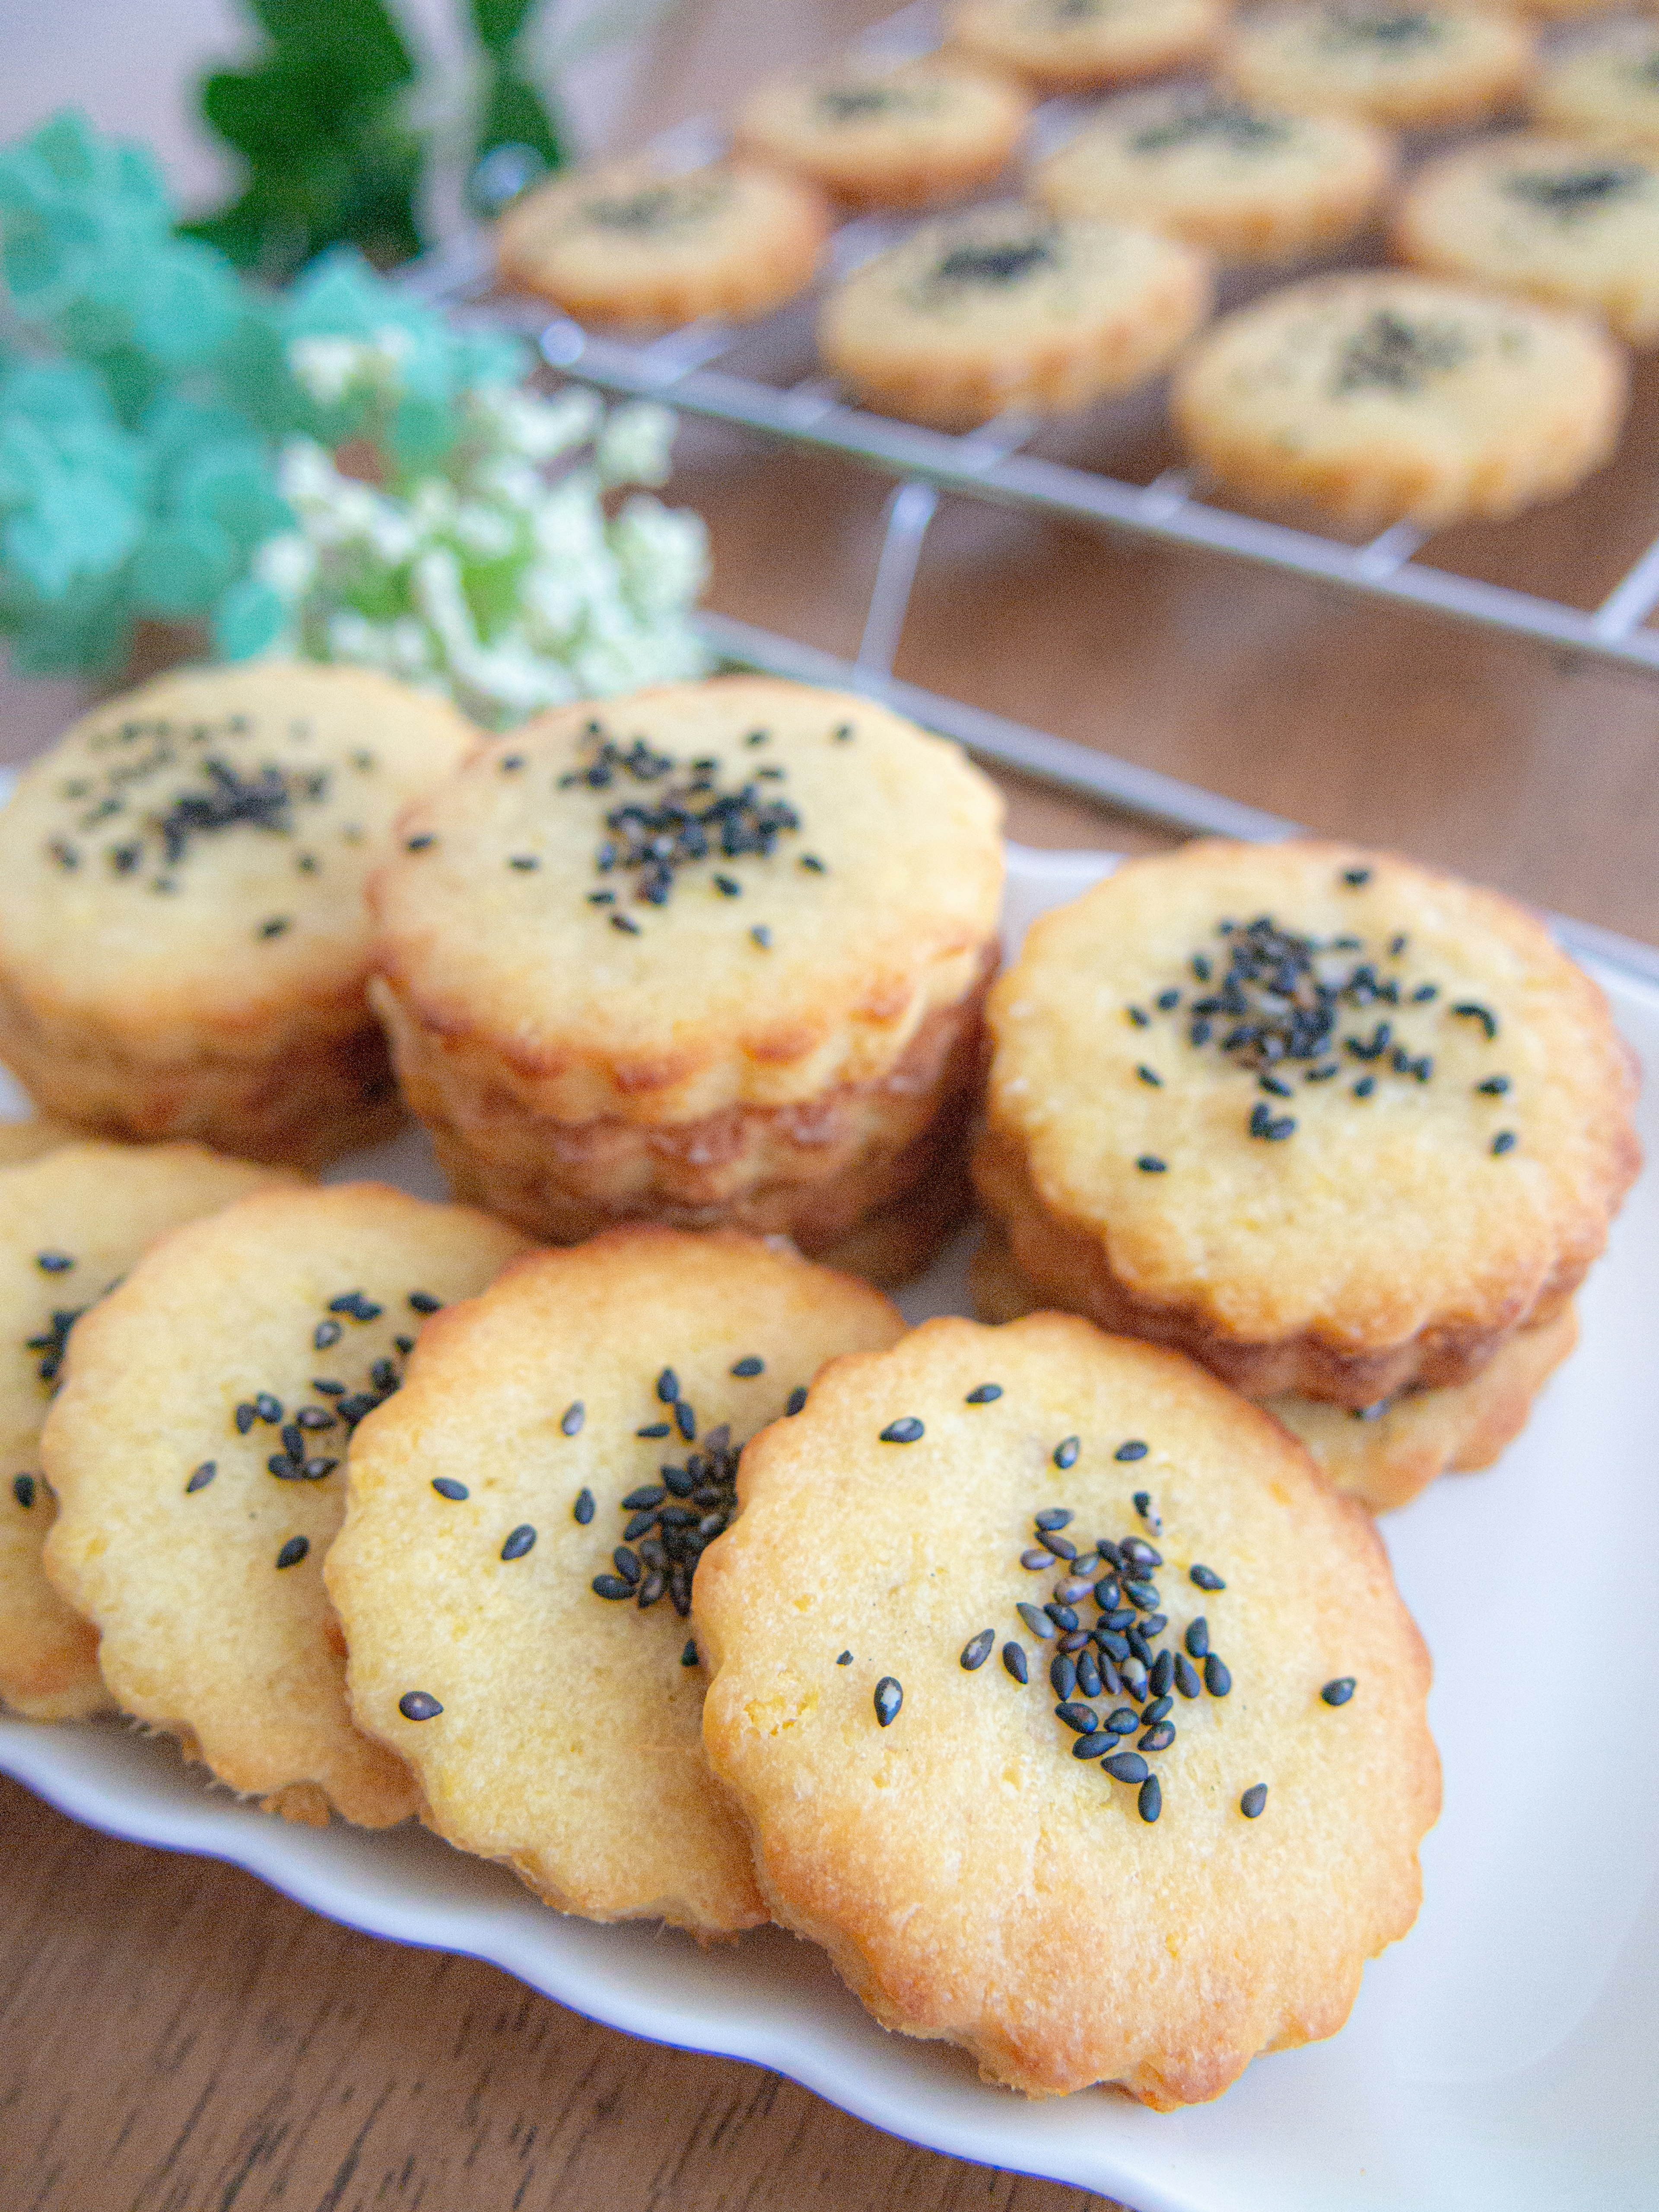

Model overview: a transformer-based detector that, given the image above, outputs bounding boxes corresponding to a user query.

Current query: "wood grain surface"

[2,0,1658,2205]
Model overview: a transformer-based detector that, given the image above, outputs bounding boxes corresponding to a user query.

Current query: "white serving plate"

[3,841,1656,2212]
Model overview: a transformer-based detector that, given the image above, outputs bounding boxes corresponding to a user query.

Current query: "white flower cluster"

[258,334,710,727]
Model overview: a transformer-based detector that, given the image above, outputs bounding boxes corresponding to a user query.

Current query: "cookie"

[948,0,1230,92]
[1395,134,1659,349]
[734,52,1032,212]
[369,677,1004,1272]
[1532,19,1659,155]
[0,662,477,1169]
[1171,270,1627,525]
[696,1311,1440,2103]
[973,840,1640,1411]
[971,1220,1580,1510]
[0,1142,290,1720]
[494,155,831,329]
[0,1116,77,1168]
[1033,86,1395,262]
[1224,2,1535,128]
[818,201,1212,430]
[326,1227,905,1933]
[41,1182,524,1824]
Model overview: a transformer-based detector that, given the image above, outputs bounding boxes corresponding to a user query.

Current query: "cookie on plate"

[971,1221,1581,1510]
[1033,85,1395,261]
[696,1311,1440,2103]
[818,200,1212,429]
[0,1141,290,1720]
[41,1182,524,1824]
[734,52,1032,212]
[1395,135,1659,349]
[327,1227,905,1933]
[1531,20,1659,155]
[1172,270,1627,525]
[494,155,831,329]
[369,677,1005,1276]
[0,662,477,1168]
[1224,2,1535,128]
[974,840,1640,1414]
[949,0,1231,92]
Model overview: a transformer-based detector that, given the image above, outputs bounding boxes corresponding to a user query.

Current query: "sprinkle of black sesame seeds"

[1173,1654,1201,1699]
[965,1382,1002,1403]
[1052,1436,1080,1470]
[1137,1156,1168,1174]
[13,1473,36,1508]
[1136,1065,1163,1087]
[1205,1653,1232,1697]
[961,1629,994,1670]
[786,1386,807,1416]
[1321,1676,1356,1706]
[500,1524,537,1562]
[399,1691,442,1720]
[1240,1783,1268,1818]
[731,1356,764,1377]
[836,1649,853,1665]
[432,1477,468,1500]
[1341,867,1372,887]
[611,913,642,934]
[592,1573,632,1599]
[34,1252,73,1274]
[560,1401,585,1437]
[327,1294,381,1324]
[1016,1602,1055,1641]
[275,1536,308,1570]
[874,1677,903,1726]
[1492,1131,1517,1157]
[880,1417,924,1443]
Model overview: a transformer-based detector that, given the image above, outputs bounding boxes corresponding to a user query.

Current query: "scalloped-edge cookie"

[1224,2,1535,128]
[950,0,1231,92]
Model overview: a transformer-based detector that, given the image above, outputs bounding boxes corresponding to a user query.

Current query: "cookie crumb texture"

[696,1313,1440,2103]
[326,1227,904,1933]
[1172,271,1627,525]
[1224,1,1536,129]
[495,156,831,328]
[975,840,1640,1405]
[0,662,477,1167]
[370,677,1004,1260]
[819,200,1212,430]
[40,1182,524,1825]
[949,0,1231,92]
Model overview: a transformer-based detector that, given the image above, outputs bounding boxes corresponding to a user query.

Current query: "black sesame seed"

[1136,1156,1168,1174]
[409,1292,441,1314]
[637,1422,671,1439]
[1185,1617,1210,1659]
[1075,1651,1103,1698]
[714,874,741,898]
[1205,1654,1232,1697]
[1174,1654,1202,1700]
[499,1524,537,1562]
[1156,988,1181,1011]
[1341,867,1372,887]
[1352,1075,1376,1099]
[1058,1630,1090,1653]
[750,925,772,949]
[1105,1707,1138,1736]
[611,913,641,934]
[509,855,539,871]
[1477,1075,1510,1096]
[259,917,289,938]
[1139,1724,1175,1752]
[1240,1783,1268,1818]
[313,1318,342,1351]
[275,1536,308,1570]
[1138,1775,1162,1823]
[34,1252,73,1274]
[1136,1065,1163,1087]
[874,1677,903,1726]
[254,1393,283,1423]
[1453,1001,1498,1041]
[399,1691,443,1720]
[1189,1564,1225,1591]
[431,1477,468,1501]
[836,1650,853,1665]
[1126,1005,1150,1028]
[1103,1752,1149,1785]
[1142,1696,1173,1726]
[13,1473,36,1508]
[1021,1548,1053,1570]
[880,1417,924,1443]
[1140,1613,1167,1638]
[785,1386,807,1416]
[1002,1640,1030,1684]
[1055,1702,1098,1735]
[592,1573,632,1599]
[1492,1131,1517,1156]
[961,1629,994,1671]
[1040,1532,1077,1562]
[1071,1733,1111,1760]
[1149,1650,1173,1697]
[1049,1653,1077,1699]
[1045,1604,1080,1633]
[731,1356,764,1377]
[1115,1440,1148,1463]
[681,1640,699,1667]
[1016,1602,1056,1641]
[965,1382,1002,1403]
[1052,1436,1080,1470]
[1033,1507,1074,1531]
[1321,1676,1357,1706]
[560,1401,585,1436]
[656,1368,680,1403]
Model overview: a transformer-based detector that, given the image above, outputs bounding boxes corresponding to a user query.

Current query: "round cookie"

[734,53,1032,212]
[1532,20,1659,156]
[948,0,1231,92]
[1224,2,1536,128]
[0,662,477,1168]
[0,1116,78,1168]
[970,1219,1581,1510]
[494,155,831,329]
[41,1182,524,1824]
[1033,85,1395,261]
[326,1227,905,1934]
[0,1142,290,1720]
[818,201,1212,430]
[696,1311,1440,2104]
[1396,134,1659,349]
[368,677,1005,1268]
[1171,270,1628,526]
[973,840,1640,1408]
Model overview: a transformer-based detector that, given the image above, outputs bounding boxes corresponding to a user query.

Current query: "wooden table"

[3,3,1658,2206]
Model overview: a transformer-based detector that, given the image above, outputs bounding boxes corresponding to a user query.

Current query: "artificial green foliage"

[467,0,565,210]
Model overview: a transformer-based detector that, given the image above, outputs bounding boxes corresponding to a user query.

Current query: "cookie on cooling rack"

[818,200,1212,430]
[0,1141,289,1720]
[1396,136,1659,350]
[696,1311,1439,2103]
[1033,85,1395,262]
[973,840,1640,1419]
[0,662,477,1168]
[734,52,1032,212]
[326,1227,904,1934]
[41,1182,524,1824]
[1171,271,1627,526]
[948,0,1231,92]
[971,1222,1581,1511]
[368,676,1004,1277]
[1532,20,1659,155]
[1224,2,1535,128]
[494,155,831,328]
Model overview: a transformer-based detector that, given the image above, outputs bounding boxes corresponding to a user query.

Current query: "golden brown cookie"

[1224,2,1535,128]
[1172,270,1628,525]
[734,52,1032,212]
[697,1311,1440,2103]
[0,662,477,1168]
[495,155,831,329]
[0,1116,77,1168]
[818,200,1212,430]
[327,1227,905,1933]
[1033,85,1395,262]
[1396,134,1659,349]
[1531,19,1659,155]
[41,1182,524,1824]
[0,1141,290,1720]
[369,677,1004,1272]
[974,840,1640,1409]
[949,0,1231,92]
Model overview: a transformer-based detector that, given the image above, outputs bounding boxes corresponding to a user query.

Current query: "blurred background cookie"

[1224,1,1535,127]
[949,0,1233,92]
[0,662,477,1167]
[1531,18,1659,153]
